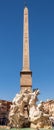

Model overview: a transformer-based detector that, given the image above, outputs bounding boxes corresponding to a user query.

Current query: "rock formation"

[0,95,54,128]
[9,89,52,129]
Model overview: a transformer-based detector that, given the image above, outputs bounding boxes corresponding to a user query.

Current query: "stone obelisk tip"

[24,6,28,15]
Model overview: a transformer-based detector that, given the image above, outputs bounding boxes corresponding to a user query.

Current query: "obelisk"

[20,7,32,93]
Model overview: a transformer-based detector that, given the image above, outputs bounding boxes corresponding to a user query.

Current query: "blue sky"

[0,0,54,102]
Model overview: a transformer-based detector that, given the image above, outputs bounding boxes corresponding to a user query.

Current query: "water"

[10,128,54,130]
[0,128,54,130]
